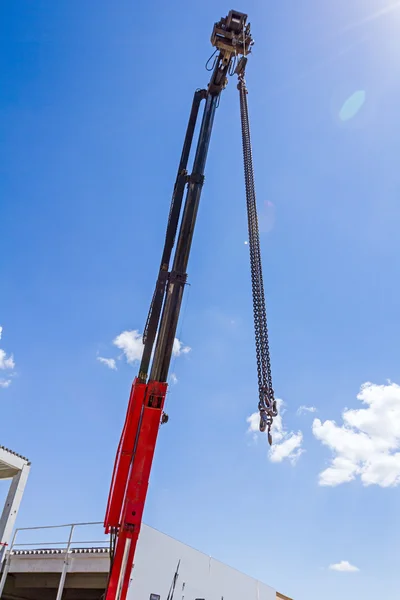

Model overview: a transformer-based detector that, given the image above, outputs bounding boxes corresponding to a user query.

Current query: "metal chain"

[237,73,278,445]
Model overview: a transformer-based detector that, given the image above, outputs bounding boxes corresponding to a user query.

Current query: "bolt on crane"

[103,10,278,600]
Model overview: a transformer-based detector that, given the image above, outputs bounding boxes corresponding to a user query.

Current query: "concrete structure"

[0,523,291,600]
[0,522,108,599]
[1,547,109,599]
[0,447,30,564]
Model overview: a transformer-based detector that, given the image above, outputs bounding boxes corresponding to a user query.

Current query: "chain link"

[238,73,278,445]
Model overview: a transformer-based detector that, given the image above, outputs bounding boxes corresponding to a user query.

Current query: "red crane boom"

[104,11,277,599]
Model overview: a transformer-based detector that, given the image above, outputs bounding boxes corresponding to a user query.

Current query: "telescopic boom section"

[104,11,253,600]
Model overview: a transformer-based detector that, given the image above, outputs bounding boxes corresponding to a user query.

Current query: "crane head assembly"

[103,10,277,600]
[207,11,253,95]
[211,10,253,58]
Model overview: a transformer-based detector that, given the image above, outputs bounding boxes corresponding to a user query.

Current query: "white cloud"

[297,405,317,415]
[172,338,191,357]
[313,381,400,487]
[170,373,178,385]
[113,329,191,365]
[247,399,304,465]
[97,357,117,370]
[0,327,16,388]
[329,561,359,573]
[247,412,260,434]
[0,350,15,370]
[113,330,143,364]
[270,431,304,464]
[0,326,15,373]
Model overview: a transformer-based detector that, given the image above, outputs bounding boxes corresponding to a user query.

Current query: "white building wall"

[129,525,276,600]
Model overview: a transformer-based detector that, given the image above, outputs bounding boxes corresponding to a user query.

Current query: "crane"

[103,11,278,600]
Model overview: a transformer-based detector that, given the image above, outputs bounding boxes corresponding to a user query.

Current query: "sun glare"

[341,0,400,35]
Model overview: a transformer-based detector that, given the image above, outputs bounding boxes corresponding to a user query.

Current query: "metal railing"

[0,521,110,599]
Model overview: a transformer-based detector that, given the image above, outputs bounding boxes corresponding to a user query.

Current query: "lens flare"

[339,90,366,121]
[258,200,276,233]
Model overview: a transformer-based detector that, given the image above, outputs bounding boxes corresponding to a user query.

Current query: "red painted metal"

[104,379,167,599]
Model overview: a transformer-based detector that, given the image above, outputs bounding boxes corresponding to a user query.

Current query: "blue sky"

[2,1,400,599]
